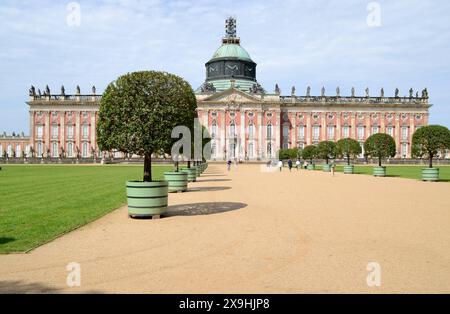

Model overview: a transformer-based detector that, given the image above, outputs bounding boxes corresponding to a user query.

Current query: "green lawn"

[0,165,172,253]
[314,164,450,181]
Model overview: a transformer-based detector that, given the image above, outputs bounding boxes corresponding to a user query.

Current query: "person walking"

[278,160,283,172]
[295,159,301,171]
[288,159,293,172]
[227,159,232,171]
[331,162,336,177]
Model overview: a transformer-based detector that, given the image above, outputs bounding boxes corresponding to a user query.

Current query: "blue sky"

[1,0,449,133]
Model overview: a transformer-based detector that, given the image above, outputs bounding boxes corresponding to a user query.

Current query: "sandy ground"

[0,164,449,294]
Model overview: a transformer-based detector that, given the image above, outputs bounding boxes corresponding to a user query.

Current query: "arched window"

[52,142,58,157]
[82,142,88,158]
[267,124,272,139]
[230,123,236,137]
[211,122,217,138]
[67,143,73,157]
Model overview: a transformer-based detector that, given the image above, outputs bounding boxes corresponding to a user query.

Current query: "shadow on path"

[188,186,231,193]
[197,179,231,183]
[0,280,103,294]
[165,202,246,217]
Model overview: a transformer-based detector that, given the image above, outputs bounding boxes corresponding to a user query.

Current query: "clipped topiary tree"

[364,133,396,177]
[336,138,362,165]
[97,71,197,217]
[302,145,317,170]
[336,138,362,174]
[316,141,336,164]
[412,125,450,181]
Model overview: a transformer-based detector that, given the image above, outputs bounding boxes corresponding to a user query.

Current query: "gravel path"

[1,164,449,293]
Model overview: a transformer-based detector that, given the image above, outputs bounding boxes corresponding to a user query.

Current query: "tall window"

[267,143,272,157]
[267,124,272,139]
[25,145,30,157]
[313,125,320,140]
[16,145,21,157]
[82,124,89,139]
[372,126,379,135]
[0,144,3,157]
[343,125,350,138]
[52,125,59,138]
[67,125,74,139]
[229,143,235,158]
[327,126,335,140]
[248,143,253,158]
[402,126,408,140]
[248,124,254,140]
[37,142,42,157]
[82,142,88,158]
[67,143,73,157]
[7,145,12,157]
[211,123,217,138]
[230,123,236,137]
[37,125,43,139]
[283,125,289,137]
[298,125,305,139]
[52,142,58,157]
[387,126,394,137]
[402,143,408,158]
[358,126,365,140]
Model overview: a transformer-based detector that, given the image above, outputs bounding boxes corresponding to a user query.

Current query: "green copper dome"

[211,44,253,62]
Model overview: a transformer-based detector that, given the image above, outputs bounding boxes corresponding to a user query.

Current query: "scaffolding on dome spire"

[223,16,240,44]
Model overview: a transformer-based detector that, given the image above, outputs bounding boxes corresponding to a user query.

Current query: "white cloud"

[0,0,449,132]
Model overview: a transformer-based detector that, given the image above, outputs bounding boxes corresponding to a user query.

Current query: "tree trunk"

[325,156,329,164]
[143,153,152,182]
[187,160,191,168]
[347,153,350,165]
[429,154,433,168]
[175,161,179,172]
[378,156,382,167]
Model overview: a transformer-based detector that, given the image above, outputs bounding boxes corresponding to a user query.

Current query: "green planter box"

[195,166,201,177]
[422,168,439,182]
[307,164,315,170]
[322,164,332,172]
[343,165,354,174]
[181,167,197,182]
[126,181,168,218]
[373,166,386,177]
[164,172,188,193]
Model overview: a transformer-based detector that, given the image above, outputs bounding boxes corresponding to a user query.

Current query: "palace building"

[2,17,432,161]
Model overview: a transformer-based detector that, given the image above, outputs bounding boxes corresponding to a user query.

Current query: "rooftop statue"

[395,88,399,98]
[225,17,237,38]
[336,87,340,97]
[422,88,429,98]
[29,85,36,97]
[409,88,414,98]
[45,85,50,96]
[321,86,325,97]
[380,88,384,97]
[76,85,81,95]
[416,91,419,98]
[200,82,216,93]
[250,83,265,94]
[92,85,96,95]
[275,84,280,94]
[351,87,355,97]
[38,89,41,97]
[291,86,296,96]
[306,86,311,97]
[365,87,369,97]
[61,85,65,96]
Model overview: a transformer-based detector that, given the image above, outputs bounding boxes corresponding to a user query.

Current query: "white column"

[275,110,281,154]
[91,113,96,156]
[29,111,35,150]
[240,110,245,159]
[336,112,341,141]
[258,110,263,159]
[220,109,226,160]
[45,111,50,156]
[291,113,297,148]
[60,112,65,154]
[76,112,81,155]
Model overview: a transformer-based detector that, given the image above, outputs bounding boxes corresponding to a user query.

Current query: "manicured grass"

[0,165,172,253]
[314,164,450,181]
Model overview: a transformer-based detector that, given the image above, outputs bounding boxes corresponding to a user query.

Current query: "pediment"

[202,88,262,103]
